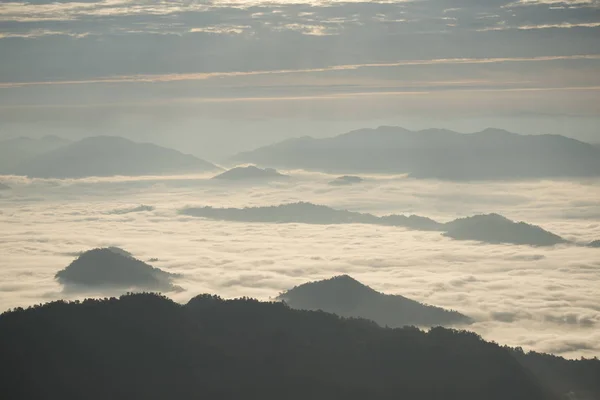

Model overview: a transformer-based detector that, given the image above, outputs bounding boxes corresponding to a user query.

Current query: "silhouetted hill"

[181,202,568,246]
[2,293,598,400]
[588,240,600,248]
[12,136,220,178]
[329,175,364,186]
[443,214,567,246]
[212,165,288,181]
[55,248,180,291]
[0,135,71,173]
[231,127,600,180]
[277,275,472,327]
[180,202,444,231]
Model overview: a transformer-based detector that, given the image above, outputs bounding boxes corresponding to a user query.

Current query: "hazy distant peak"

[232,125,600,180]
[450,213,510,223]
[212,165,288,181]
[12,135,219,178]
[477,128,518,136]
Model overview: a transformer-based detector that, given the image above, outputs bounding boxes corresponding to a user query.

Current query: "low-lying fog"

[1,172,599,359]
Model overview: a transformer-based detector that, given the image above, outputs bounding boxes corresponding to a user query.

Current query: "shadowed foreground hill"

[277,275,472,327]
[55,248,181,292]
[231,126,600,180]
[11,136,219,178]
[1,293,598,400]
[181,202,569,246]
[212,165,288,181]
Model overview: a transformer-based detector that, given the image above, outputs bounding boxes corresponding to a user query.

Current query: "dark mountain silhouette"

[0,135,71,173]
[329,175,364,186]
[1,293,598,400]
[0,182,10,190]
[180,202,444,231]
[55,248,181,292]
[212,165,288,181]
[180,202,567,246]
[588,240,600,248]
[277,275,472,327]
[11,136,220,178]
[231,126,600,180]
[443,214,567,246]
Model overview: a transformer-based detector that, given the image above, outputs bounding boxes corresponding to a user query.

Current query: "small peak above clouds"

[55,248,181,292]
[212,165,289,181]
[443,214,567,246]
[277,274,473,327]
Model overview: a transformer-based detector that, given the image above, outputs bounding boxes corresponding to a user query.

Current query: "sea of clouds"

[0,171,599,359]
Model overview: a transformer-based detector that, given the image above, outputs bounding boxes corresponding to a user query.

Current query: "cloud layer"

[0,172,599,360]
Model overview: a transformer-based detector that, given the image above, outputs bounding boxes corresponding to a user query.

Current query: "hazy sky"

[1,0,599,157]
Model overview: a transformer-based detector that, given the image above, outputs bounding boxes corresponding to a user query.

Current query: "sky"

[1,172,599,359]
[1,0,600,158]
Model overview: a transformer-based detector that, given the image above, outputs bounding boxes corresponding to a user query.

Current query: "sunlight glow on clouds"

[0,173,599,359]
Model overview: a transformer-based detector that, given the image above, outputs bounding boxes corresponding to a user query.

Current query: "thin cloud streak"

[1,54,599,89]
[479,22,600,31]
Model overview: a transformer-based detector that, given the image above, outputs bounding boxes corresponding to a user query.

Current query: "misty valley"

[3,0,600,394]
[0,127,599,400]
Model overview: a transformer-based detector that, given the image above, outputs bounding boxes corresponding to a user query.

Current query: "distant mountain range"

[0,135,72,172]
[278,275,472,327]
[231,127,600,180]
[1,293,598,400]
[212,165,288,181]
[180,202,571,247]
[55,248,181,292]
[1,136,219,178]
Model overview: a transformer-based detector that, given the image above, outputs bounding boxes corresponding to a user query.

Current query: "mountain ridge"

[1,292,598,400]
[212,165,288,181]
[11,136,220,178]
[277,274,473,327]
[180,202,571,247]
[231,126,600,180]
